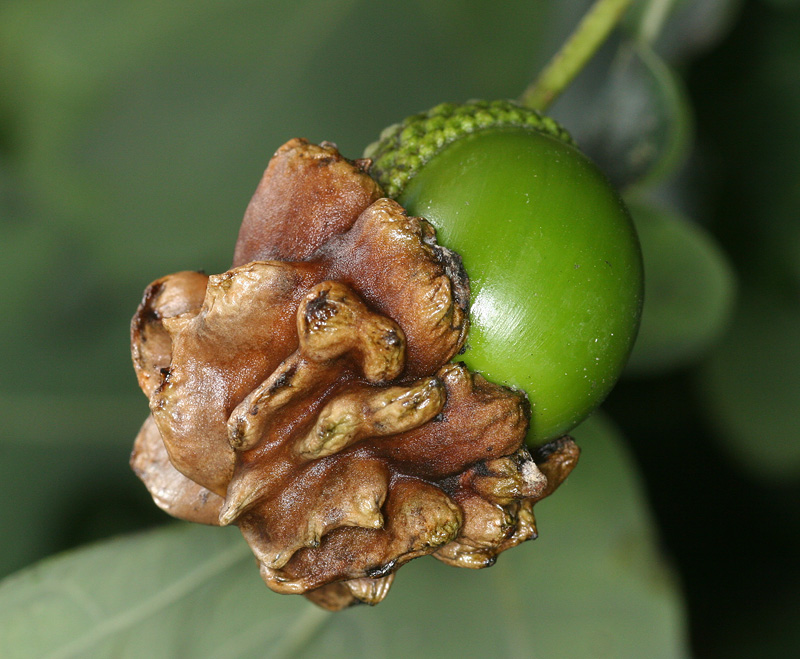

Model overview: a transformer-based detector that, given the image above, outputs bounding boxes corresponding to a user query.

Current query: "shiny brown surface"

[232,138,382,265]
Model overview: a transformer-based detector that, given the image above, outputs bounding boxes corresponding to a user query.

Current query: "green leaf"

[0,415,688,658]
[552,39,692,191]
[698,285,800,483]
[623,201,736,377]
[625,0,745,62]
[0,441,163,580]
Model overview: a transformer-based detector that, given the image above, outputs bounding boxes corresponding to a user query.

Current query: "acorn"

[366,99,643,444]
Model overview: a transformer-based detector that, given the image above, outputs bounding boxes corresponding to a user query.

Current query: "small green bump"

[426,116,447,133]
[443,124,460,141]
[474,110,494,127]
[418,140,436,160]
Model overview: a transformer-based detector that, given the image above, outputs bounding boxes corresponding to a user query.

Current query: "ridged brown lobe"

[130,139,579,610]
[233,138,383,265]
[131,415,223,525]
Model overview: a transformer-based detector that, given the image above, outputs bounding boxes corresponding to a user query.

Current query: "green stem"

[520,0,634,112]
[637,0,676,44]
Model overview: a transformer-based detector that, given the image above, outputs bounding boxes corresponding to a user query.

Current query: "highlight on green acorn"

[365,99,644,446]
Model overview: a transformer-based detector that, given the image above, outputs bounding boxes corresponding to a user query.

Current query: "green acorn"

[366,100,643,444]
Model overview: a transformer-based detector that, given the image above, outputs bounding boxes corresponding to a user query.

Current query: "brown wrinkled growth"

[131,138,579,610]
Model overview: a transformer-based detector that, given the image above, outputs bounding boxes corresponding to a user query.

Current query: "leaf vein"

[46,541,250,659]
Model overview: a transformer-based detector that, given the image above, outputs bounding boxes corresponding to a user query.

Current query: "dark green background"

[1,1,798,656]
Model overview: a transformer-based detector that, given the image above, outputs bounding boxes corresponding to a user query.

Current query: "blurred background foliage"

[0,0,798,656]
